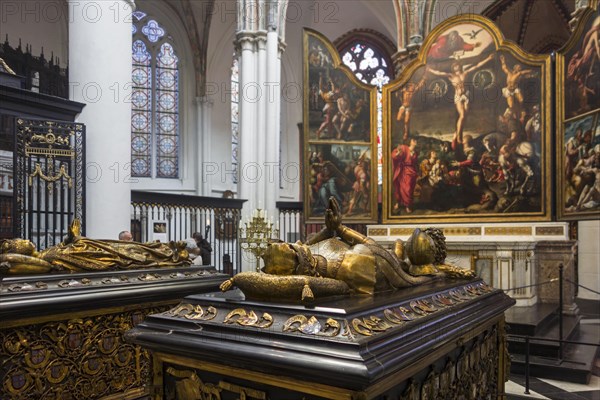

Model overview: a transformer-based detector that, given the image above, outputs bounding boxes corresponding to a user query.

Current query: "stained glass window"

[231,56,239,184]
[339,39,393,185]
[131,13,180,179]
[131,39,152,177]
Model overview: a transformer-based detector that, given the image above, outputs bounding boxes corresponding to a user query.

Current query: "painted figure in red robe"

[392,138,419,214]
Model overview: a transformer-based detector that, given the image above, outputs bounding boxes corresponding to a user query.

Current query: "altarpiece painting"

[556,5,600,220]
[382,15,551,223]
[303,29,378,223]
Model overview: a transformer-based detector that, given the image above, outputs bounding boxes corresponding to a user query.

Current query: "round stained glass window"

[159,115,176,132]
[141,20,165,43]
[132,158,150,176]
[158,71,176,88]
[159,138,176,154]
[158,160,177,177]
[132,90,149,108]
[158,93,175,111]
[132,68,149,85]
[131,113,149,130]
[132,136,149,153]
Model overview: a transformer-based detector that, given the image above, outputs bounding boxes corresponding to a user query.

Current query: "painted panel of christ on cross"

[383,15,551,223]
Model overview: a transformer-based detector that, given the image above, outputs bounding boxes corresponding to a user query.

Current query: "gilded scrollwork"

[341,320,356,341]
[138,273,162,281]
[57,278,91,288]
[283,315,341,337]
[383,308,407,325]
[7,281,48,292]
[410,299,437,314]
[448,289,470,302]
[351,316,394,336]
[1,306,168,399]
[431,294,454,307]
[168,304,218,321]
[101,276,129,284]
[223,308,273,329]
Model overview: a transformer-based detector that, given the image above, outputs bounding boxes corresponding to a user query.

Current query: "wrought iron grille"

[14,118,85,249]
[131,191,245,276]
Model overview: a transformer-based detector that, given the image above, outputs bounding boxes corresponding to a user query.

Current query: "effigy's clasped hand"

[325,198,342,235]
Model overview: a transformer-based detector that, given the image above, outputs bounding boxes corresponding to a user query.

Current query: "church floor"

[506,374,600,400]
[506,317,600,400]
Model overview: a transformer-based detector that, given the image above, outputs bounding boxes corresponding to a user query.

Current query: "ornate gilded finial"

[239,208,280,272]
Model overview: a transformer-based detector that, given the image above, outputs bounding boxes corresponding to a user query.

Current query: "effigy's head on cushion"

[0,239,37,256]
[261,242,299,276]
[220,197,475,303]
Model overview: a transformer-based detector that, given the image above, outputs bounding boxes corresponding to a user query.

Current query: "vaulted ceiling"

[483,0,576,53]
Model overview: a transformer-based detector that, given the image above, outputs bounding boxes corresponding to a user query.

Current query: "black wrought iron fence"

[131,191,246,275]
[14,118,85,249]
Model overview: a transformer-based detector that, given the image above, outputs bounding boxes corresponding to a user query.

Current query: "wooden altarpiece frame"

[302,29,378,224]
[556,1,600,221]
[382,15,552,223]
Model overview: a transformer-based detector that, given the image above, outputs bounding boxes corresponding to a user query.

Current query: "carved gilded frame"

[382,15,552,223]
[303,29,378,224]
[555,2,600,221]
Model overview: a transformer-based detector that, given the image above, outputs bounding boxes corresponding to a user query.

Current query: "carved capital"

[392,45,421,76]
[235,31,257,51]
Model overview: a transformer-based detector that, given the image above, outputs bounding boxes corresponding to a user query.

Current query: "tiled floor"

[506,374,600,400]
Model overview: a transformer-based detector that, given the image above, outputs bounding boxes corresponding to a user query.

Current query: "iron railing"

[131,191,246,275]
[506,264,600,394]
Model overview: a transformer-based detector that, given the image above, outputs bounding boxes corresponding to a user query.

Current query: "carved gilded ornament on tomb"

[223,308,274,329]
[283,315,341,337]
[168,303,218,321]
[2,306,168,398]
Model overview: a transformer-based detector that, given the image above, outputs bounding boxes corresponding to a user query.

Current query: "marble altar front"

[367,222,574,309]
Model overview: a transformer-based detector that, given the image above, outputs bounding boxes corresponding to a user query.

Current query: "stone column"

[264,28,281,220]
[237,33,259,272]
[237,33,258,212]
[68,0,133,238]
[255,32,267,213]
[536,241,579,315]
[196,97,213,196]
